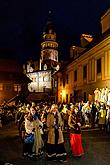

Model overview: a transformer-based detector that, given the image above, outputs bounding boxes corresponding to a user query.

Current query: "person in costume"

[24,106,43,159]
[46,104,67,162]
[68,107,84,157]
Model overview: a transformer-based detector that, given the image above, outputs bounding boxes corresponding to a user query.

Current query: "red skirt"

[70,133,84,156]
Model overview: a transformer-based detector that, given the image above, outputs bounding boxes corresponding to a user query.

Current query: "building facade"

[56,7,110,103]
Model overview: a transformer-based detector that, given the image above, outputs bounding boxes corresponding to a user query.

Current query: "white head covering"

[32,102,35,107]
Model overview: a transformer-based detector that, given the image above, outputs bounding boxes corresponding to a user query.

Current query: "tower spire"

[47,10,52,22]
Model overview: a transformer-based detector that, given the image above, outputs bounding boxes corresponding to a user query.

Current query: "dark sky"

[0,0,110,63]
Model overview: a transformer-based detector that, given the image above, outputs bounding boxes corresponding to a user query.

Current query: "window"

[60,77,62,86]
[60,94,62,102]
[63,78,65,87]
[84,92,87,102]
[5,84,12,91]
[83,65,87,79]
[14,84,21,92]
[74,70,77,81]
[66,94,68,103]
[97,58,101,74]
[55,81,57,87]
[70,94,72,103]
[0,83,3,91]
[66,74,68,84]
[14,84,18,91]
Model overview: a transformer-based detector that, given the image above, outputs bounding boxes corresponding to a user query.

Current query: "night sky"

[0,0,110,63]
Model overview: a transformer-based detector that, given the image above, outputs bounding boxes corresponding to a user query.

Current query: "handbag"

[24,133,34,143]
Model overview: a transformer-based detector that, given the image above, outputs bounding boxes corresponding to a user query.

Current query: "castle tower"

[40,12,59,73]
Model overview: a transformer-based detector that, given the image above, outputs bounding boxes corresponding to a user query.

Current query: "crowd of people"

[15,101,85,162]
[14,95,110,162]
[1,87,110,164]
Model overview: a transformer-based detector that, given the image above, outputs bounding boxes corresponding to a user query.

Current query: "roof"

[43,11,56,35]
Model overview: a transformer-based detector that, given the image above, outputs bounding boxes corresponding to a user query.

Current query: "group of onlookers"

[60,100,110,132]
[9,99,110,162]
[78,100,110,132]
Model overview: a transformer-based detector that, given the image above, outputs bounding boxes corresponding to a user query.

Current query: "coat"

[46,112,64,144]
[33,119,44,155]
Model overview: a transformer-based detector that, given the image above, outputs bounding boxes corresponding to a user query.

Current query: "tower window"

[49,29,52,33]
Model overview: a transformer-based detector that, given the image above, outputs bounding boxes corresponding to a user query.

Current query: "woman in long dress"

[68,108,84,157]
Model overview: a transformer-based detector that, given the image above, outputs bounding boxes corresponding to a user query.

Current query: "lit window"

[14,84,21,92]
[55,81,57,87]
[14,84,17,91]
[0,83,3,91]
[18,85,21,92]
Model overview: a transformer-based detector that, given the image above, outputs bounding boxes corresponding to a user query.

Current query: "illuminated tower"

[40,12,59,73]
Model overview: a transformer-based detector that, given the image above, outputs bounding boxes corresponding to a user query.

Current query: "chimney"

[80,34,93,48]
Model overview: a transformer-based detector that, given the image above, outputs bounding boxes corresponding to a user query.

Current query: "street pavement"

[0,122,110,165]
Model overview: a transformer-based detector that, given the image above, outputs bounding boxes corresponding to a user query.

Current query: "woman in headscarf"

[68,105,84,157]
[46,104,67,162]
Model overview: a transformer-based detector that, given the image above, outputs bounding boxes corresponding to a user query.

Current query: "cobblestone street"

[0,122,110,165]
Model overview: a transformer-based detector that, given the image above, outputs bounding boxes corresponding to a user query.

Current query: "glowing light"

[62,89,66,97]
